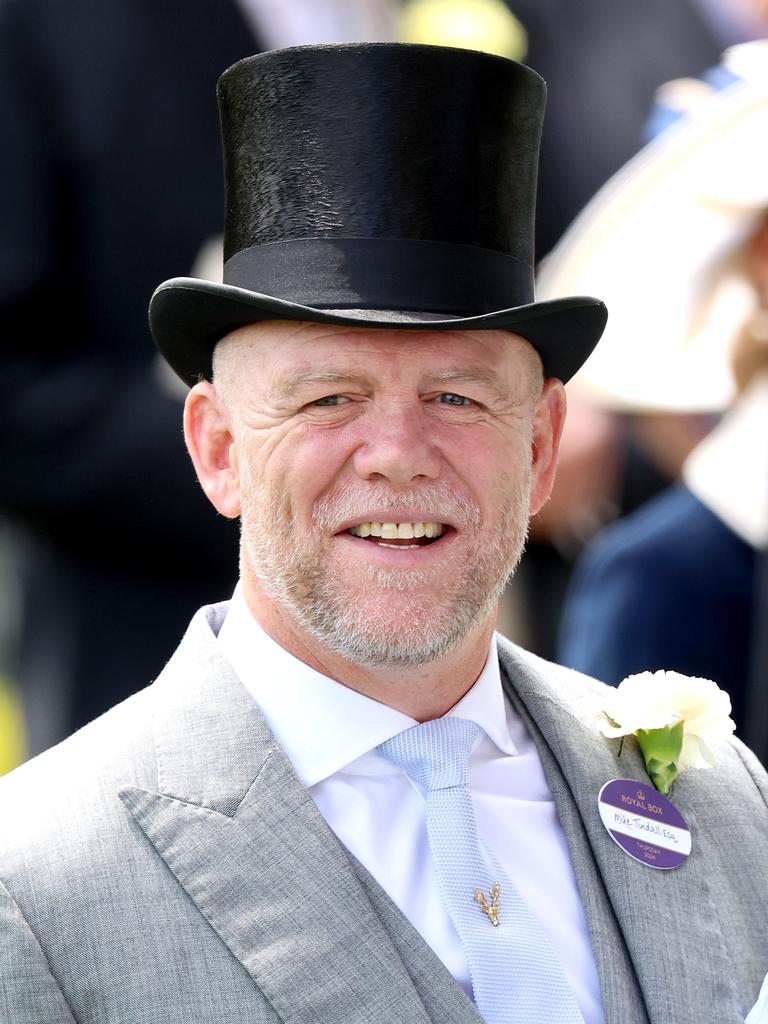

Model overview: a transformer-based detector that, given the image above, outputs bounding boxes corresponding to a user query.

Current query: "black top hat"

[150,43,607,386]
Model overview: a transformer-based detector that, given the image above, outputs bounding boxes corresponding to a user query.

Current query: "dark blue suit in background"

[558,485,756,728]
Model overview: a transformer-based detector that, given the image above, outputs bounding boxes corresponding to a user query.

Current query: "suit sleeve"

[0,878,77,1023]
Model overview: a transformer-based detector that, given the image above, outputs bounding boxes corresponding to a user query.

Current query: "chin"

[314,623,466,669]
[299,587,495,669]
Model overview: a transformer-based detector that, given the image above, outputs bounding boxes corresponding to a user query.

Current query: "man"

[1,43,768,1023]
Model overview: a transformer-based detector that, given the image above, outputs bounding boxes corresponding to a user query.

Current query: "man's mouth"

[346,521,446,548]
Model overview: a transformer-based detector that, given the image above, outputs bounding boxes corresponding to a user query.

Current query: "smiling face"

[185,321,565,670]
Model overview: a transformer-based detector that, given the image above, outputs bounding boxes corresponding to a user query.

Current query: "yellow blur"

[399,0,528,61]
[0,676,25,776]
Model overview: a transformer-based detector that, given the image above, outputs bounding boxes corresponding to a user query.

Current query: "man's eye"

[438,392,472,406]
[310,395,349,407]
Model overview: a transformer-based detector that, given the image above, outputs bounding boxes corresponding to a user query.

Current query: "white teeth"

[347,521,445,539]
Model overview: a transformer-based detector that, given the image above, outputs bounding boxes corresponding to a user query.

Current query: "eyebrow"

[428,367,507,391]
[270,371,368,401]
[270,365,508,401]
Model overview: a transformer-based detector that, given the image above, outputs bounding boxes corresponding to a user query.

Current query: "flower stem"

[635,721,684,795]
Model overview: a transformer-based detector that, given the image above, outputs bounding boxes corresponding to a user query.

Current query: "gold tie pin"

[474,882,501,926]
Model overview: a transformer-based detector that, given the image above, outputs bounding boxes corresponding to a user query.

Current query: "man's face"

[191,321,563,668]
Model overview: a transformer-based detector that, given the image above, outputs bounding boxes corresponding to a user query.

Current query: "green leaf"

[635,721,684,795]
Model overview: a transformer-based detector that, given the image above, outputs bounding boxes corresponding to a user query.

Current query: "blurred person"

[0,0,397,760]
[3,42,768,1023]
[538,43,768,734]
[560,292,767,731]
[498,0,768,659]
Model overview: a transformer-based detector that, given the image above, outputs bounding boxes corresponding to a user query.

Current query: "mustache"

[312,481,482,532]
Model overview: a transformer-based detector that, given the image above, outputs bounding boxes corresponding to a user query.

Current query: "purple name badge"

[598,778,691,870]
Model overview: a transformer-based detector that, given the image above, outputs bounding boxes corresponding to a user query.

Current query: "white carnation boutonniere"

[599,671,736,795]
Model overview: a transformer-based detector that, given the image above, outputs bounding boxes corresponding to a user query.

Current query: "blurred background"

[1,0,766,774]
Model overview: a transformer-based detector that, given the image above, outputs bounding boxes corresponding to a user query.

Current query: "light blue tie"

[378,717,584,1024]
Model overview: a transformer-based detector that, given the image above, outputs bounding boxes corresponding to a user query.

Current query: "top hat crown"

[150,43,606,385]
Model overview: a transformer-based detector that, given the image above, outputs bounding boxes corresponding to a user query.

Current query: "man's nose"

[351,404,441,485]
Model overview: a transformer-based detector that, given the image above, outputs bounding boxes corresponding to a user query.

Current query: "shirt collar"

[217,585,517,787]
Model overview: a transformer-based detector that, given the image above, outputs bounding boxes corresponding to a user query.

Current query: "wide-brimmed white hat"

[536,40,768,412]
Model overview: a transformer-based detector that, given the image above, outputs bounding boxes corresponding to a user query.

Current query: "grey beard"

[239,478,530,668]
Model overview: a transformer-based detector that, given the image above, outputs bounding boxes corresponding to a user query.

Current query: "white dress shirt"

[683,373,768,550]
[747,970,768,1024]
[218,586,605,1023]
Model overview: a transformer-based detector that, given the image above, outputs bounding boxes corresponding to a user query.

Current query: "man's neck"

[241,588,497,721]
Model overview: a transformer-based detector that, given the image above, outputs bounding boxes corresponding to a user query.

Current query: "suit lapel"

[119,606,438,1024]
[498,641,743,1024]
[500,669,648,1024]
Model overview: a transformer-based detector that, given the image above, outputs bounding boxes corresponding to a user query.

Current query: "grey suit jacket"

[2,602,767,1023]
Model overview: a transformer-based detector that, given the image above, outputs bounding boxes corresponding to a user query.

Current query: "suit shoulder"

[0,682,158,866]
[497,632,611,696]
[575,486,747,579]
[719,734,768,807]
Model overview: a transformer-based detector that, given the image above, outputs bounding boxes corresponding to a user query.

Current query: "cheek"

[451,432,530,505]
[259,426,354,522]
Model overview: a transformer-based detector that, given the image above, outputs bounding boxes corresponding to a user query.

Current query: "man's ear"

[183,381,241,519]
[528,377,567,517]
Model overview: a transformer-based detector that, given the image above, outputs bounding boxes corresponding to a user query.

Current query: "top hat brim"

[150,277,607,388]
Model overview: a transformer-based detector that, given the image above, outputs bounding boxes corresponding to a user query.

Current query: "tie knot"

[377,718,481,792]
